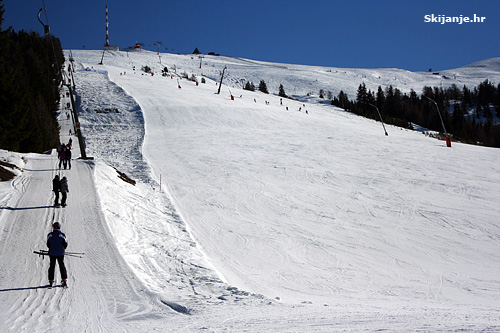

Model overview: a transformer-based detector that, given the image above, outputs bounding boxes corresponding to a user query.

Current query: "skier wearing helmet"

[47,222,68,288]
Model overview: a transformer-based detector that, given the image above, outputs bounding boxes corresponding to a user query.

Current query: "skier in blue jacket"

[47,222,68,288]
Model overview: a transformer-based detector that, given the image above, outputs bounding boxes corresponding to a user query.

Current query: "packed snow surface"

[1,50,500,331]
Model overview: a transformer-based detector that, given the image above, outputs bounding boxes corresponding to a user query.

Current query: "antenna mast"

[105,5,110,47]
[103,5,119,51]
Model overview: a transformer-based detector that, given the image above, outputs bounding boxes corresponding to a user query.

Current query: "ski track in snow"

[1,50,500,331]
[0,148,167,331]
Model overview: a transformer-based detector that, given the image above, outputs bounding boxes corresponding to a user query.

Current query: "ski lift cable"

[42,0,50,27]
[37,0,65,83]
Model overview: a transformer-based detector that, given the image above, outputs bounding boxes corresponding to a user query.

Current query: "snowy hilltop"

[0,50,499,332]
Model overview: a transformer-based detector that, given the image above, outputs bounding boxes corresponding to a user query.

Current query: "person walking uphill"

[47,222,68,288]
[65,147,72,170]
[60,176,69,207]
[52,175,61,207]
[58,144,66,169]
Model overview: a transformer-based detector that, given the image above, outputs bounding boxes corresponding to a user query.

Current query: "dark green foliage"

[258,80,269,94]
[496,83,500,118]
[0,11,63,153]
[331,90,351,110]
[0,1,4,30]
[278,84,287,98]
[244,81,255,91]
[337,80,500,148]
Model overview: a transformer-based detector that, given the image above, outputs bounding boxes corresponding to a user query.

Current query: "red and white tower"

[103,5,119,50]
[105,5,110,47]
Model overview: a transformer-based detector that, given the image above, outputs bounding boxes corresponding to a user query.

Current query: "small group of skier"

[48,174,70,286]
[52,175,69,207]
[57,141,72,170]
[44,91,75,288]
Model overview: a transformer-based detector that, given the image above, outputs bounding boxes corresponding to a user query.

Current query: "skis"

[48,281,68,289]
[35,250,79,289]
[33,250,84,258]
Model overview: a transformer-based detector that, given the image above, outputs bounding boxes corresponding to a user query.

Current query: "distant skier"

[57,142,63,155]
[60,177,69,207]
[47,222,68,288]
[65,147,72,170]
[58,144,66,169]
[52,175,61,207]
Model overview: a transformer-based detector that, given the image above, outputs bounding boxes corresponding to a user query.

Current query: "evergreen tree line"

[0,1,64,153]
[244,80,289,98]
[331,81,500,148]
[244,80,269,94]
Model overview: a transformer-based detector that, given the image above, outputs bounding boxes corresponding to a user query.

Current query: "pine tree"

[0,7,62,153]
[258,80,269,94]
[496,83,500,118]
[279,84,287,98]
[0,0,5,31]
[376,86,385,109]
[244,81,255,91]
[333,90,350,110]
[356,83,368,105]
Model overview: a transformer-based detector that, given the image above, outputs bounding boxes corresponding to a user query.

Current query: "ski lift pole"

[217,66,227,94]
[99,49,105,65]
[424,95,451,147]
[369,103,388,136]
[155,41,162,64]
[68,50,76,89]
[66,85,88,159]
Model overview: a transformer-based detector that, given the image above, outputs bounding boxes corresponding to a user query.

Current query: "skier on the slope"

[58,144,66,169]
[47,222,68,288]
[60,176,69,207]
[65,147,72,170]
[52,175,61,207]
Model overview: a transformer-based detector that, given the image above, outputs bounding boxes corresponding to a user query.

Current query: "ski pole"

[65,253,84,258]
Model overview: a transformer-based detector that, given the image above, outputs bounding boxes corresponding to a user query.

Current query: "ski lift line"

[37,0,63,92]
[42,0,49,25]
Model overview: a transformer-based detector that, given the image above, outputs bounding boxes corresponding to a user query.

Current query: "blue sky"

[2,0,499,71]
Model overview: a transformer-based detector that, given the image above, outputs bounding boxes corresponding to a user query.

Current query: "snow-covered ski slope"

[0,49,499,331]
